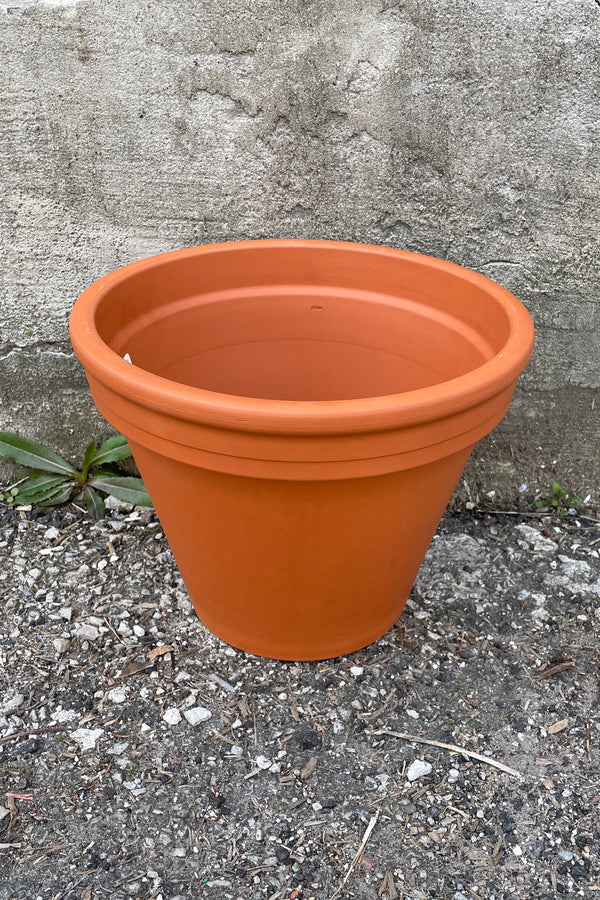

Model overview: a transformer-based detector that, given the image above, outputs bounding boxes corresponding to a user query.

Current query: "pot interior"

[95,249,513,402]
[101,288,506,402]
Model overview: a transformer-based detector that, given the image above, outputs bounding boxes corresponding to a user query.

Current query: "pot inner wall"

[108,287,498,403]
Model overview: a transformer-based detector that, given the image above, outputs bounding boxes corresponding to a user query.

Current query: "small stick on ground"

[374,729,522,779]
[535,660,574,680]
[0,726,76,748]
[329,808,380,900]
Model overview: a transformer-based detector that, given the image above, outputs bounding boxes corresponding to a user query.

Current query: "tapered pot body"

[70,240,534,660]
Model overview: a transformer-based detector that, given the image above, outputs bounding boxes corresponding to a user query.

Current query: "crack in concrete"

[0,342,75,362]
[480,260,536,278]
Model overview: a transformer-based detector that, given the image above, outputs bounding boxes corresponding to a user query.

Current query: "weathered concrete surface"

[1,0,599,502]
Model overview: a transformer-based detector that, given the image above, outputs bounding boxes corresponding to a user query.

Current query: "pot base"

[130,440,472,660]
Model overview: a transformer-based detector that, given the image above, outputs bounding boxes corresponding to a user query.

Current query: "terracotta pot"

[70,240,534,660]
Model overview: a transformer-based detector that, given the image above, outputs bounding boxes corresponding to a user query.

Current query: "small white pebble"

[407,759,432,782]
[107,687,127,704]
[107,741,129,755]
[71,728,104,752]
[53,637,71,655]
[406,708,420,719]
[162,708,182,726]
[350,666,364,677]
[512,845,523,856]
[74,623,100,641]
[183,706,212,727]
[256,755,271,770]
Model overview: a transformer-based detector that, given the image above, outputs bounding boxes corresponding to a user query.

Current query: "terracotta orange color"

[69,240,534,660]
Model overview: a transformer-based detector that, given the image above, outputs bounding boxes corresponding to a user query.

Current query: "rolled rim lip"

[69,239,535,435]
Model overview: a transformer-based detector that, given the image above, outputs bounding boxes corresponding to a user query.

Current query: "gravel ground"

[1,497,599,900]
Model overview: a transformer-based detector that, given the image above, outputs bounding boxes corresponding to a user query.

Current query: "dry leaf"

[81,886,94,900]
[239,696,252,719]
[300,757,318,780]
[147,644,175,662]
[378,871,398,899]
[547,718,569,734]
[6,795,18,828]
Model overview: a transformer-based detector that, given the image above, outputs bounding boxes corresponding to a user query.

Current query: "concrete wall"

[1,0,598,505]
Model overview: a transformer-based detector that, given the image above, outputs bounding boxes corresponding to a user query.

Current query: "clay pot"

[70,240,534,660]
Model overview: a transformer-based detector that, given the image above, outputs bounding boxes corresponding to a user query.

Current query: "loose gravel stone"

[106,687,127,704]
[406,759,433,782]
[71,728,104,751]
[73,622,100,641]
[53,636,71,654]
[162,708,182,726]
[183,706,212,726]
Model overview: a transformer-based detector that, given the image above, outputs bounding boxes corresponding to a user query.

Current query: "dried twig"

[484,509,549,518]
[374,729,522,779]
[0,726,75,748]
[50,874,89,900]
[329,809,380,900]
[103,616,128,646]
[535,660,574,680]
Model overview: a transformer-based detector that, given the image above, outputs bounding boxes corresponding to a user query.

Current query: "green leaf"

[13,472,72,504]
[81,441,97,481]
[0,432,78,476]
[91,434,132,467]
[35,482,77,507]
[89,474,152,507]
[83,485,105,519]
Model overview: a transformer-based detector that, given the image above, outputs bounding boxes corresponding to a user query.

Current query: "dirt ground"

[1,498,599,900]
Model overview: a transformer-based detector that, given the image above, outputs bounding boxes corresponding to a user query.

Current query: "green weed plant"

[0,432,151,518]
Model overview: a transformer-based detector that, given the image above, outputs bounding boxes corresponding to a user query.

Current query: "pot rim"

[70,239,534,436]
